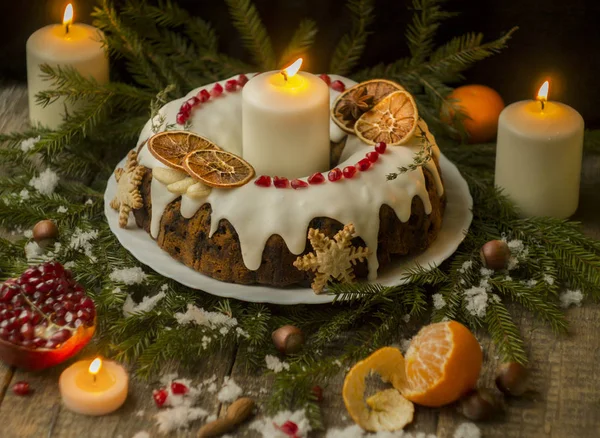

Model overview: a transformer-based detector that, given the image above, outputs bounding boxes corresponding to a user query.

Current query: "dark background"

[1,0,599,126]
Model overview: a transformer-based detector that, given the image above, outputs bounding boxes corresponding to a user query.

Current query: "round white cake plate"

[104,152,472,305]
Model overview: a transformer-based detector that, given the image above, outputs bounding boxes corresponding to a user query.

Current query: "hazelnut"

[457,388,501,421]
[495,362,529,396]
[272,325,304,355]
[32,220,59,244]
[480,240,510,270]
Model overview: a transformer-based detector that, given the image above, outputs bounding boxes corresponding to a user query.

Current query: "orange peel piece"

[147,131,221,171]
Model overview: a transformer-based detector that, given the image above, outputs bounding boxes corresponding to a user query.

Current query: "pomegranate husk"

[0,322,95,371]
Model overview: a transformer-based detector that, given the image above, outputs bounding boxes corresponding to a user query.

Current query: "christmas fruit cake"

[112,74,446,292]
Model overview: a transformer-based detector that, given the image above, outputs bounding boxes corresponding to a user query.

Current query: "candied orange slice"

[183,149,255,188]
[332,79,406,134]
[354,91,418,146]
[147,131,221,171]
[342,347,414,432]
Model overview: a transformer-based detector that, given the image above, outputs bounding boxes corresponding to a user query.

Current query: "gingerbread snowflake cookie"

[294,223,371,294]
[110,150,145,227]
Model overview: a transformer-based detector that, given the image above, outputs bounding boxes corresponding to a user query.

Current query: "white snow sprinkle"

[453,422,481,438]
[543,274,555,285]
[207,382,217,393]
[23,229,33,238]
[56,206,68,214]
[459,260,473,273]
[24,241,43,260]
[85,198,94,205]
[154,406,208,434]
[400,338,412,354]
[68,228,98,260]
[464,286,488,318]
[524,279,538,288]
[217,377,243,403]
[20,136,40,152]
[480,267,494,278]
[402,314,410,323]
[63,261,76,269]
[175,304,239,334]
[123,291,166,316]
[135,410,145,417]
[432,293,446,310]
[205,414,217,423]
[249,409,311,438]
[265,354,290,373]
[326,426,435,438]
[131,432,150,438]
[19,189,30,200]
[110,267,148,285]
[29,168,59,196]
[560,289,583,308]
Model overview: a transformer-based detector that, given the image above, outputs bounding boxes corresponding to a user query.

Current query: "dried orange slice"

[332,79,406,133]
[183,149,255,188]
[147,131,221,171]
[342,346,414,432]
[402,321,482,407]
[354,91,418,146]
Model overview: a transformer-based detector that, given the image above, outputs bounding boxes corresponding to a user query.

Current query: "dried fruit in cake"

[183,149,255,188]
[343,346,414,431]
[355,91,418,146]
[147,131,221,171]
[332,79,406,133]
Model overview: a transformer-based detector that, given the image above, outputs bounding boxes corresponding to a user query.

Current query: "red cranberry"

[312,385,323,402]
[357,158,371,171]
[153,388,168,408]
[237,74,249,87]
[308,173,325,185]
[343,166,357,179]
[12,381,30,396]
[366,151,379,163]
[276,420,299,437]
[187,96,200,107]
[375,142,387,154]
[291,179,308,189]
[176,112,188,125]
[171,381,188,395]
[319,74,331,86]
[273,176,289,189]
[211,83,223,97]
[197,89,211,102]
[328,168,342,182]
[331,80,345,92]
[254,175,272,187]
[225,79,238,92]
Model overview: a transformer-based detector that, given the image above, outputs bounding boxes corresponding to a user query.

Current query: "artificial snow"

[217,377,243,403]
[24,241,43,260]
[123,290,166,316]
[453,422,481,438]
[136,410,145,417]
[249,409,312,438]
[68,228,99,261]
[29,168,59,196]
[131,432,150,438]
[110,266,148,285]
[464,286,488,318]
[400,338,412,354]
[326,426,436,438]
[175,304,239,334]
[480,267,494,278]
[20,136,40,152]
[459,260,473,273]
[543,274,555,285]
[560,289,584,308]
[154,405,208,434]
[265,354,290,373]
[19,189,30,200]
[432,293,446,310]
[56,206,68,214]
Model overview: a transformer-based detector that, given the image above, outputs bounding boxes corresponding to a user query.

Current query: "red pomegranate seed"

[254,175,272,187]
[357,158,371,171]
[366,151,379,163]
[311,385,323,402]
[308,172,325,185]
[171,381,189,395]
[211,83,223,97]
[237,74,249,87]
[291,179,308,189]
[12,381,30,396]
[197,89,210,103]
[180,102,191,113]
[176,112,188,125]
[187,96,200,107]
[375,141,387,154]
[328,168,342,182]
[153,388,168,408]
[225,79,238,92]
[275,420,299,437]
[319,74,331,86]
[331,80,345,92]
[273,176,289,189]
[343,166,357,179]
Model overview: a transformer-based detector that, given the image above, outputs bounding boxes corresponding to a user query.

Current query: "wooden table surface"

[0,86,599,438]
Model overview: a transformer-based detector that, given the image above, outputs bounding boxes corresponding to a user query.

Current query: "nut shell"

[495,362,529,396]
[457,388,500,421]
[480,240,510,270]
[272,325,305,355]
[32,220,59,243]
[226,397,255,423]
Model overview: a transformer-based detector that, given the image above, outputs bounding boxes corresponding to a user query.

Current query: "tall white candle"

[495,81,584,218]
[242,59,330,178]
[26,4,109,129]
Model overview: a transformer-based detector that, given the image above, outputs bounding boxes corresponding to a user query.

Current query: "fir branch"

[485,298,528,364]
[279,19,318,66]
[406,0,456,65]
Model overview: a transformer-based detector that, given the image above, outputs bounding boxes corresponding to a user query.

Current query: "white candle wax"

[495,99,584,218]
[242,71,330,178]
[59,359,128,416]
[26,22,109,129]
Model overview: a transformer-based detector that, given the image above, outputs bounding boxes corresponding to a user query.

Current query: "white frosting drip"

[136,75,444,280]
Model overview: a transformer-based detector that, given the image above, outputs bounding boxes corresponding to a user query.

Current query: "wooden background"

[0,87,599,437]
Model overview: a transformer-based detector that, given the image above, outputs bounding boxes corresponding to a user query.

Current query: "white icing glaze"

[136,75,444,280]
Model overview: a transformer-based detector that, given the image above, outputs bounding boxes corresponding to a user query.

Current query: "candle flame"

[63,4,74,27]
[537,80,550,102]
[283,58,303,79]
[89,358,102,375]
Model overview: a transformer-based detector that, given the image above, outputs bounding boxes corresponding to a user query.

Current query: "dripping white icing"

[136,75,444,280]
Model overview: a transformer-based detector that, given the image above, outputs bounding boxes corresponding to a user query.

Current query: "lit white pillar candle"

[59,357,128,416]
[26,4,109,129]
[242,59,330,178]
[495,81,584,218]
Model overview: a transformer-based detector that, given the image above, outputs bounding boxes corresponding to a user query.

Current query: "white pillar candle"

[242,59,330,178]
[26,4,109,129]
[495,81,584,218]
[59,358,128,416]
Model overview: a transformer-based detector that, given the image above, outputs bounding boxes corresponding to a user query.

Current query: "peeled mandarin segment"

[332,79,406,133]
[401,321,482,407]
[147,130,221,171]
[183,149,255,188]
[354,91,418,146]
[152,167,188,185]
[364,389,414,431]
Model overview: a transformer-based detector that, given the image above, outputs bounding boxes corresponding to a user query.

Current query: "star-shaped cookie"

[110,150,145,228]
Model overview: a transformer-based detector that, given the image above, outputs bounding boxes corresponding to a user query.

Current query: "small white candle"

[59,357,128,416]
[26,4,109,129]
[495,81,584,218]
[242,59,330,178]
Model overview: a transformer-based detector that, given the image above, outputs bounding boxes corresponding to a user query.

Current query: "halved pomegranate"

[0,262,96,371]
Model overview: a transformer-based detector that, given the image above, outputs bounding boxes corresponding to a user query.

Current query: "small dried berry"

[12,381,30,396]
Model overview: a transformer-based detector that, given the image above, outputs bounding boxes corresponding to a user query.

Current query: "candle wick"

[281,70,288,82]
[93,374,97,383]
[540,100,545,111]
[65,23,70,35]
